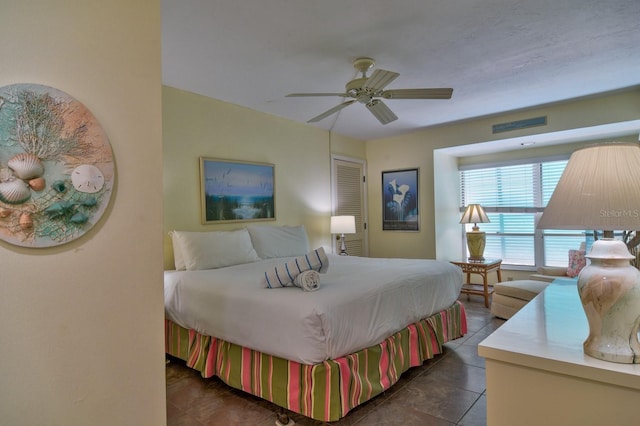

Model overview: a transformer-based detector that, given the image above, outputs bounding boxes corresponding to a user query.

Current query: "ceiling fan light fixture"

[345,77,367,94]
[357,95,372,104]
[367,99,398,124]
[363,69,399,91]
[352,57,375,75]
[307,100,356,123]
[382,88,453,99]
[285,57,453,125]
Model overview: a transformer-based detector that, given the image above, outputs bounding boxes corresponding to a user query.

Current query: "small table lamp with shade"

[460,204,490,261]
[331,215,356,256]
[537,142,640,364]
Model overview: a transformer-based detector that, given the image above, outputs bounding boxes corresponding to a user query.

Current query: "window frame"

[459,156,587,269]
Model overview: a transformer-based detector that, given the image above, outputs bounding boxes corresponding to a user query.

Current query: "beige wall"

[0,1,165,425]
[162,86,365,269]
[163,87,639,267]
[329,131,367,159]
[366,89,640,260]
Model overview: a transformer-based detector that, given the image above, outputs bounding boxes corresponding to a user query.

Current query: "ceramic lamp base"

[578,239,640,363]
[338,234,348,256]
[466,231,486,261]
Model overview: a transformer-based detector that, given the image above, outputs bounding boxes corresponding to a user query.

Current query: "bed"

[164,225,466,422]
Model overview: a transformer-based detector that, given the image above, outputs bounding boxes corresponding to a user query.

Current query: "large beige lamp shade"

[537,142,640,364]
[460,204,490,260]
[538,142,640,231]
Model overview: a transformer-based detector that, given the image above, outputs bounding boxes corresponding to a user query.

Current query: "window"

[460,160,590,268]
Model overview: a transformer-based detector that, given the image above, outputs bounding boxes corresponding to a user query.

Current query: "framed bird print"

[382,168,419,231]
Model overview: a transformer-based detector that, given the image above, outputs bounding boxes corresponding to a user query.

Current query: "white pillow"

[247,225,310,259]
[168,230,186,270]
[172,229,261,271]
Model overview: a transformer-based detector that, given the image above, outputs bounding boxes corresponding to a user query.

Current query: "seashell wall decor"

[0,178,32,204]
[0,83,115,247]
[19,212,33,230]
[8,153,44,180]
[28,177,46,192]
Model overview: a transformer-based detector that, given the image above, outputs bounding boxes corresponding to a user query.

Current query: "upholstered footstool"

[490,280,551,320]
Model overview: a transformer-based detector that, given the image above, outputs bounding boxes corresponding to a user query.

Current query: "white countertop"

[478,279,640,390]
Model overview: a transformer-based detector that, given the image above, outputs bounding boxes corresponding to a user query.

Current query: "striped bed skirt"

[165,300,467,422]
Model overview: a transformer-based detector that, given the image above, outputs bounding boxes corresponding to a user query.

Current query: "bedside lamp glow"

[460,204,490,261]
[331,215,356,256]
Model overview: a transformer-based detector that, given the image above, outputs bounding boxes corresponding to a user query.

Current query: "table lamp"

[537,142,640,364]
[331,215,356,256]
[460,204,490,261]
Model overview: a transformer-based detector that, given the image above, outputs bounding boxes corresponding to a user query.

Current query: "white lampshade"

[537,142,640,231]
[330,215,356,234]
[459,204,490,227]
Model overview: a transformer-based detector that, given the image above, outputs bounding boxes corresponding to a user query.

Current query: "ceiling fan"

[286,57,453,125]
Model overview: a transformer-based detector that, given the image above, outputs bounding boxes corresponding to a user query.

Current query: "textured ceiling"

[162,0,640,141]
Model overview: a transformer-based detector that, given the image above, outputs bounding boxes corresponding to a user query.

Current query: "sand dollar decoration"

[71,164,105,194]
[0,83,114,247]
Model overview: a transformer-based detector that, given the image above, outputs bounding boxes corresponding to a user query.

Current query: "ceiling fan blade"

[366,99,398,125]
[286,93,348,97]
[307,100,356,123]
[382,88,453,99]
[363,69,399,91]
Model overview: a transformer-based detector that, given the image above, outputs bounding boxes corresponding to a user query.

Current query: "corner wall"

[366,89,640,260]
[0,1,165,424]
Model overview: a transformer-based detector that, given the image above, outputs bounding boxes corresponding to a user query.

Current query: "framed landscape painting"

[382,168,419,231]
[200,158,275,224]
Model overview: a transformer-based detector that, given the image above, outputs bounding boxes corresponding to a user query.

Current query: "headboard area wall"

[162,86,365,269]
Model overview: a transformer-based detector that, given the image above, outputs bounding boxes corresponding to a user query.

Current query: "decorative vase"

[577,239,640,363]
[466,230,486,260]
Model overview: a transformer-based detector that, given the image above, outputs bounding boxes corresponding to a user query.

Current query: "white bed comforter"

[164,254,463,364]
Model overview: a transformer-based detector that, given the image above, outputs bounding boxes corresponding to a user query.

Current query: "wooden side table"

[450,259,502,308]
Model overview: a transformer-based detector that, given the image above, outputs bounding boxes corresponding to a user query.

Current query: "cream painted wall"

[366,89,640,260]
[329,131,367,159]
[162,86,365,269]
[0,1,165,425]
[433,150,462,260]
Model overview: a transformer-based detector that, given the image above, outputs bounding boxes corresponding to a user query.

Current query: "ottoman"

[490,280,551,320]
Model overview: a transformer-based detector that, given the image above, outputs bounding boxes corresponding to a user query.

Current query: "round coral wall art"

[0,83,114,247]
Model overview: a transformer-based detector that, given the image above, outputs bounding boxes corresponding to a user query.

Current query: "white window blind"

[460,159,589,267]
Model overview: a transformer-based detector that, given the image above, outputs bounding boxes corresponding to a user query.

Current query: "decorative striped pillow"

[263,247,329,288]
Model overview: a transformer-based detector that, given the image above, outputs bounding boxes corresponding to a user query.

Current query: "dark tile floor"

[166,296,505,425]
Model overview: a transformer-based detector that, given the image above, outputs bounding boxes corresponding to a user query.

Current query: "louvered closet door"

[333,158,367,256]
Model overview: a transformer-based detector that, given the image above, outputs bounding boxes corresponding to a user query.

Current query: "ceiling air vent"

[492,116,547,134]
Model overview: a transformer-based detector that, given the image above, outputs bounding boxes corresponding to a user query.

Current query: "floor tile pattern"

[166,296,504,425]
